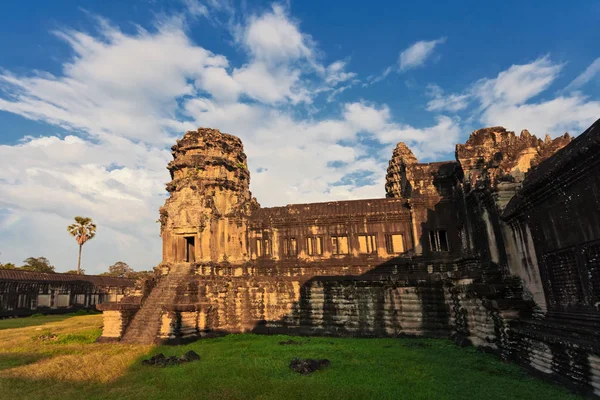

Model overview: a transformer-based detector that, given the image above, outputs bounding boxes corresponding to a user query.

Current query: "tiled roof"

[0,269,136,287]
[250,197,410,221]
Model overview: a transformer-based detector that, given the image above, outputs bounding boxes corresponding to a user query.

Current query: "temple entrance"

[185,236,196,262]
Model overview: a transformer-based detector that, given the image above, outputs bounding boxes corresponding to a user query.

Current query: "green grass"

[0,315,582,400]
[0,314,75,330]
[0,310,101,331]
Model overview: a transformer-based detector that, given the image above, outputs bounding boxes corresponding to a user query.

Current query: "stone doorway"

[185,236,196,262]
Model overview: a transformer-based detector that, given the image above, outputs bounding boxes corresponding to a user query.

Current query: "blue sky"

[0,0,598,273]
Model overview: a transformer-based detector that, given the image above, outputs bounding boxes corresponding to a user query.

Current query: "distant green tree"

[106,261,134,278]
[20,257,55,273]
[0,262,16,270]
[99,262,153,280]
[132,270,154,281]
[65,269,85,275]
[67,216,97,275]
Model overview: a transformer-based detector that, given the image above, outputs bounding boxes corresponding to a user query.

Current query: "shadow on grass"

[0,310,101,331]
[0,315,74,331]
[0,353,50,371]
[0,375,105,400]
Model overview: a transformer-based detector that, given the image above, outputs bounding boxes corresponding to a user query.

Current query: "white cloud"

[343,102,391,132]
[183,0,209,18]
[480,94,600,137]
[0,210,159,273]
[565,57,600,92]
[426,56,600,137]
[376,116,462,160]
[364,66,394,87]
[242,4,313,64]
[0,134,169,272]
[472,55,562,108]
[365,37,446,86]
[472,56,600,135]
[232,61,308,104]
[399,37,446,71]
[0,24,228,144]
[325,61,357,85]
[426,84,470,112]
[196,66,242,102]
[326,85,351,103]
[222,4,356,105]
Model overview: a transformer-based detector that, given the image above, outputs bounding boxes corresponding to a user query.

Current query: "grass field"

[0,314,76,330]
[0,314,580,400]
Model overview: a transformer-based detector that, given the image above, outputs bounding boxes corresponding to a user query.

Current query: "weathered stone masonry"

[99,119,600,396]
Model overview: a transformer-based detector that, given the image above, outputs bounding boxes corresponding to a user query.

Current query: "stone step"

[121,264,197,344]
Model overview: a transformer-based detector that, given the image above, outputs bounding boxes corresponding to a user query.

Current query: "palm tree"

[67,216,97,275]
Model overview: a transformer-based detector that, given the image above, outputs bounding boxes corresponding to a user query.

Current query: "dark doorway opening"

[185,236,196,262]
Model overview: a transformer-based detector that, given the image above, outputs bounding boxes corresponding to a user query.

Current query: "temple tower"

[385,142,419,198]
[159,128,256,264]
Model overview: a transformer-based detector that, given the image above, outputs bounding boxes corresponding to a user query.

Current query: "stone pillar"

[409,204,422,255]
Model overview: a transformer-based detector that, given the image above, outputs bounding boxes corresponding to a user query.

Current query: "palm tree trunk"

[77,244,82,275]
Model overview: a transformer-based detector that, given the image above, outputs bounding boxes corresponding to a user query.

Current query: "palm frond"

[67,217,97,242]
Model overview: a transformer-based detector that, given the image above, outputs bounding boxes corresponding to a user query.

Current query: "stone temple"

[99,119,600,396]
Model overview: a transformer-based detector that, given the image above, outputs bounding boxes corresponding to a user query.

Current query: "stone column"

[408,203,422,255]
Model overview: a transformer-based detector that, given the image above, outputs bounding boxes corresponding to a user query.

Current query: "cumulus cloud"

[242,4,313,64]
[399,37,446,71]
[343,102,391,132]
[472,56,600,135]
[0,24,227,144]
[375,115,462,160]
[425,56,600,137]
[479,93,600,136]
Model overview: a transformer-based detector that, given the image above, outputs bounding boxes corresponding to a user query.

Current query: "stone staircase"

[120,263,193,344]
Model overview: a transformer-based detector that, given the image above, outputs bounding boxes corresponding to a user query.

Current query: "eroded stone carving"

[160,128,257,264]
[456,126,571,190]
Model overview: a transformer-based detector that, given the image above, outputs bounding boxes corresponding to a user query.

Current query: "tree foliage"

[20,257,55,273]
[100,261,153,280]
[65,269,85,275]
[0,262,16,270]
[107,261,134,278]
[67,216,97,245]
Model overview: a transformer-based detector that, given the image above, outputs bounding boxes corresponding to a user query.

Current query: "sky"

[0,0,599,274]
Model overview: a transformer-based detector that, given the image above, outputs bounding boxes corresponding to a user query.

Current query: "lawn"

[0,314,581,400]
[0,314,76,330]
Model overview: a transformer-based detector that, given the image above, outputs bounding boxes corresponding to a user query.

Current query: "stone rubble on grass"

[289,358,330,375]
[141,350,200,367]
[279,339,304,345]
[38,333,58,341]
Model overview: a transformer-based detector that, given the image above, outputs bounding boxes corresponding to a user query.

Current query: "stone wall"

[248,198,415,262]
